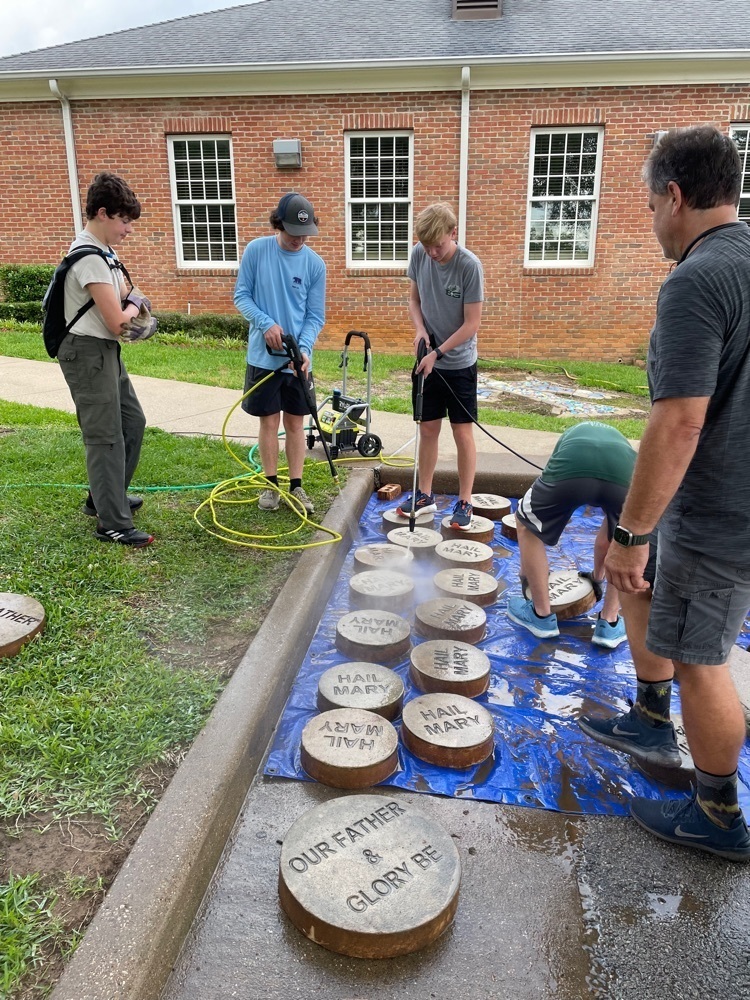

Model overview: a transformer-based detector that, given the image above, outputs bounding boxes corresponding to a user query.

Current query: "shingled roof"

[1,0,748,74]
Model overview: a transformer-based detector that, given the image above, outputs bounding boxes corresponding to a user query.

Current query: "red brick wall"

[0,84,748,359]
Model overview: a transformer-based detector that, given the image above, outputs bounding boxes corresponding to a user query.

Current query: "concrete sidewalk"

[0,354,559,477]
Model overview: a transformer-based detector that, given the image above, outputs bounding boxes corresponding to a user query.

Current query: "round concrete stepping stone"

[433,568,499,607]
[0,593,46,659]
[470,493,512,520]
[335,610,411,663]
[523,571,596,620]
[410,640,490,698]
[414,598,486,644]
[386,526,443,558]
[317,662,405,720]
[349,570,414,612]
[401,693,495,768]
[353,543,414,572]
[434,538,494,573]
[381,507,435,532]
[500,513,518,540]
[278,793,461,958]
[300,708,399,789]
[439,513,494,544]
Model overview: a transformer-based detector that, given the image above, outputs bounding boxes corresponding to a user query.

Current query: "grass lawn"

[0,397,342,998]
[0,321,649,438]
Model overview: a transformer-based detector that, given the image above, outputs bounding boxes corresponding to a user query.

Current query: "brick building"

[0,0,748,359]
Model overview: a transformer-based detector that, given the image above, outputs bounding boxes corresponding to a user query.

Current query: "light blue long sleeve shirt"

[233,234,326,370]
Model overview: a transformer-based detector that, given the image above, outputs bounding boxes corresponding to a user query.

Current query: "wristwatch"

[613,524,650,547]
[433,347,444,361]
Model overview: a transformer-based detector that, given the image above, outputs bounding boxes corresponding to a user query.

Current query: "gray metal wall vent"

[453,0,502,20]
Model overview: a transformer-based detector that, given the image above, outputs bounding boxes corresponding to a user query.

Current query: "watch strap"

[434,347,444,360]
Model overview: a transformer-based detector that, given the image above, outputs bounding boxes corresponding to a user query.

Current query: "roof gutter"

[49,78,82,234]
[458,66,470,247]
[4,47,750,82]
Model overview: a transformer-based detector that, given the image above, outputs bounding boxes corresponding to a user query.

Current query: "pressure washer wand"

[409,339,428,533]
[278,334,339,485]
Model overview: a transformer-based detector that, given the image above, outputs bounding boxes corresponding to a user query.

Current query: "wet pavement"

[163,779,750,1000]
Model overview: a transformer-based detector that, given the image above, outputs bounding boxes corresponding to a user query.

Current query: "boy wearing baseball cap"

[234,193,326,513]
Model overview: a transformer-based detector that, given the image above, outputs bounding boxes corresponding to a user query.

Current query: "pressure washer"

[266,334,339,485]
[408,339,429,533]
[305,330,382,460]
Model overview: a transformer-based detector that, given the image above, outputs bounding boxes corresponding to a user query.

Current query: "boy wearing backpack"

[55,172,154,547]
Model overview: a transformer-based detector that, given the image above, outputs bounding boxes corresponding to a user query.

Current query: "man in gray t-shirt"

[396,203,484,530]
[585,126,750,861]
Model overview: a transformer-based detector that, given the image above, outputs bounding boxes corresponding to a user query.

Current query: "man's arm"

[88,283,139,337]
[604,395,709,593]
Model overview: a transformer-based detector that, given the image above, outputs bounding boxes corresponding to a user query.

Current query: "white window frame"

[167,134,238,269]
[345,131,414,269]
[524,126,605,268]
[730,124,750,224]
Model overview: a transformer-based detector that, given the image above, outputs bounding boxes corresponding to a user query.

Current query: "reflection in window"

[525,128,604,266]
[346,132,412,267]
[168,136,238,266]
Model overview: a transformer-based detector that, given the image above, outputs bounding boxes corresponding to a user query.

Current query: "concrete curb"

[50,468,375,1000]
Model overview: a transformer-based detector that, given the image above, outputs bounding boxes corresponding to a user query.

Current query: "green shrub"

[0,301,44,323]
[153,310,247,339]
[0,264,55,302]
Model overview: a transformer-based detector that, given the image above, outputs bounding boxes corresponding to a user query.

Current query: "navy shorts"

[413,363,477,424]
[241,364,312,417]
[647,535,750,665]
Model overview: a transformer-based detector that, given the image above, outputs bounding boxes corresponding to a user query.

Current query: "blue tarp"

[265,494,750,815]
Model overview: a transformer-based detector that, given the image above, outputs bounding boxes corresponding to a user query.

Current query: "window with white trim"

[167,136,238,266]
[525,127,604,267]
[345,132,413,268]
[730,125,750,223]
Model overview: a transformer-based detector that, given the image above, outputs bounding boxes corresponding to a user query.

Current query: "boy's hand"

[122,302,158,342]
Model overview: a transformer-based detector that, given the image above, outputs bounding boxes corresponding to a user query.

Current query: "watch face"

[613,526,631,546]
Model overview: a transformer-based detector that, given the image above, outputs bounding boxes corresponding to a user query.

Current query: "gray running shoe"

[578,707,681,768]
[258,488,280,511]
[289,485,314,513]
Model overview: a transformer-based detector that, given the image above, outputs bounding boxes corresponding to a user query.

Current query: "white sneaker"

[258,488,280,511]
[288,485,314,513]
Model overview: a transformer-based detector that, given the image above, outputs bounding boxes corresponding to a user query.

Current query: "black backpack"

[42,247,131,358]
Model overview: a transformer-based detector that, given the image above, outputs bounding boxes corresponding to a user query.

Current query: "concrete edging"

[50,468,375,1000]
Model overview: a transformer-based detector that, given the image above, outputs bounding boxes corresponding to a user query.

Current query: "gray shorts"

[516,476,627,546]
[647,535,750,666]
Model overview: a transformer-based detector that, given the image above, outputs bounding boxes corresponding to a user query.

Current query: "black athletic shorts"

[241,364,312,417]
[516,476,627,546]
[412,363,477,424]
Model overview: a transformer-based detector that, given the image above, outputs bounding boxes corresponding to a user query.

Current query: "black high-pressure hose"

[435,365,546,472]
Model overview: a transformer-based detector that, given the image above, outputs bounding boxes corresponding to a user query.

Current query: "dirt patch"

[3,618,252,998]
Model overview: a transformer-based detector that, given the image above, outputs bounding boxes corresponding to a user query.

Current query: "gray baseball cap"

[276,192,318,235]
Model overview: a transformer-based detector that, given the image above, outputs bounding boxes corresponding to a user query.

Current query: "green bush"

[0,301,44,323]
[153,310,248,339]
[0,264,55,302]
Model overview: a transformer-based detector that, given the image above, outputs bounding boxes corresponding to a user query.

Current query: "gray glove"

[122,302,158,342]
[123,286,152,312]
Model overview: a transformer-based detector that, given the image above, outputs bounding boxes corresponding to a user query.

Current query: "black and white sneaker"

[95,525,154,547]
[84,494,144,517]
